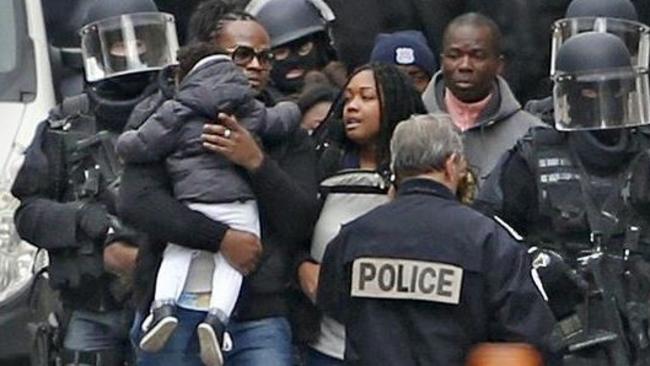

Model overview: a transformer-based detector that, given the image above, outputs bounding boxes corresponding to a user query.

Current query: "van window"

[0,0,36,102]
[0,1,17,72]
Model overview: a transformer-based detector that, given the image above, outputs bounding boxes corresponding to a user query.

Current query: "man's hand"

[220,229,263,275]
[202,113,265,171]
[298,261,321,303]
[104,241,138,276]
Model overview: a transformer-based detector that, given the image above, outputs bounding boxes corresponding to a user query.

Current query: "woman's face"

[343,70,382,147]
[216,20,272,92]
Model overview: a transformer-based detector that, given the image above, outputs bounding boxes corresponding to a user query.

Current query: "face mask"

[567,80,628,128]
[271,42,326,93]
[92,72,154,99]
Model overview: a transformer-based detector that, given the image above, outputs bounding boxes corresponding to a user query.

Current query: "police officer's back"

[318,114,555,366]
[10,0,179,364]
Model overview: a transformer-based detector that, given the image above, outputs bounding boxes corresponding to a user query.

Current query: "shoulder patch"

[351,257,463,304]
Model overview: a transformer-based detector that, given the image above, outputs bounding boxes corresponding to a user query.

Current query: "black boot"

[139,303,179,353]
[197,311,228,366]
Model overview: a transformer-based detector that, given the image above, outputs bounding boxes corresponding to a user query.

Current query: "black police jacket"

[318,178,556,366]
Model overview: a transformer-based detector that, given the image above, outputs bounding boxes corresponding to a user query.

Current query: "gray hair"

[390,113,464,178]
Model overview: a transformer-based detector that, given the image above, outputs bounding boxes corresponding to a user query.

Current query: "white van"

[0,0,63,362]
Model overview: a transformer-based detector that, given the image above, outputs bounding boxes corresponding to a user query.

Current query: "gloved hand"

[77,202,111,241]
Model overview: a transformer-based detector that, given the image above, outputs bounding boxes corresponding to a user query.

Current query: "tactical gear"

[550,7,650,77]
[626,147,650,215]
[83,0,158,26]
[523,128,650,254]
[269,36,328,93]
[553,32,650,131]
[247,0,335,94]
[519,127,650,365]
[565,0,638,20]
[80,12,179,83]
[41,94,125,311]
[246,0,334,48]
[77,202,111,241]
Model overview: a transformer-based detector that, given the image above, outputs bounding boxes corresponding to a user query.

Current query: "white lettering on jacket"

[351,257,463,304]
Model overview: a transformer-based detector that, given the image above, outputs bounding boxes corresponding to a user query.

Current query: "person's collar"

[397,177,457,201]
[444,87,493,131]
[188,54,231,77]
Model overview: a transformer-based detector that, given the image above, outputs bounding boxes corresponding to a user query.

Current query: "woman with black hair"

[297,63,426,366]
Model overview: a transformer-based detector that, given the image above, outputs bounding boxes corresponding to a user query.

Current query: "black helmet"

[565,0,638,21]
[551,0,648,76]
[553,32,650,131]
[556,32,632,73]
[79,0,179,84]
[83,0,159,26]
[247,0,334,48]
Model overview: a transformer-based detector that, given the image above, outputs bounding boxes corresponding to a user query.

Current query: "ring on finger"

[224,128,232,138]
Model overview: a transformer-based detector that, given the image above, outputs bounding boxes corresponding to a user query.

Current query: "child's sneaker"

[139,303,179,352]
[197,312,230,366]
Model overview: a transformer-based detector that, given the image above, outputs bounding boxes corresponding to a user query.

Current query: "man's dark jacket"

[118,88,320,323]
[318,178,556,365]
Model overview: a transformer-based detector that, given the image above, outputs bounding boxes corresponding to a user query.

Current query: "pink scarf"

[444,88,492,131]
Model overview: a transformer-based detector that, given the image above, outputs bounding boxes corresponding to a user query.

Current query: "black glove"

[105,216,144,247]
[77,202,111,241]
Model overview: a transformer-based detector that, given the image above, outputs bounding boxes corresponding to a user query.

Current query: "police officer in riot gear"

[10,0,179,364]
[476,31,650,365]
[526,0,647,125]
[318,114,556,365]
[246,0,337,95]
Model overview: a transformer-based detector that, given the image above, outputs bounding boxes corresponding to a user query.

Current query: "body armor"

[524,128,650,365]
[43,94,124,311]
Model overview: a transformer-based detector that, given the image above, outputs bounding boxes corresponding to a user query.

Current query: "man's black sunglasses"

[228,46,274,67]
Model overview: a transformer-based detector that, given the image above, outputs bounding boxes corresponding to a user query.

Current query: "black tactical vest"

[523,129,650,366]
[43,94,124,311]
[522,129,650,260]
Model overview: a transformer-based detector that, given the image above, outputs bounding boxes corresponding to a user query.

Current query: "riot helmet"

[246,0,334,48]
[553,32,650,130]
[246,0,336,93]
[565,0,638,20]
[551,0,649,76]
[79,0,179,84]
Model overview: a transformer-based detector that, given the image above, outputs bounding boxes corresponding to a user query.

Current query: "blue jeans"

[131,307,293,366]
[64,309,132,351]
[305,348,343,366]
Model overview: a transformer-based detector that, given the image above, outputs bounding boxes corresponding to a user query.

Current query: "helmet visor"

[553,67,650,131]
[551,17,650,76]
[80,12,179,82]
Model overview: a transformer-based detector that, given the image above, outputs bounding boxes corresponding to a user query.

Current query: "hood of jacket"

[176,57,254,119]
[422,71,523,129]
[422,71,545,184]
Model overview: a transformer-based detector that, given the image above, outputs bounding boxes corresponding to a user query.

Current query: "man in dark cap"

[369,30,437,93]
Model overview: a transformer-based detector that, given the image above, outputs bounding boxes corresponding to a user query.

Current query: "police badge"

[394,47,415,65]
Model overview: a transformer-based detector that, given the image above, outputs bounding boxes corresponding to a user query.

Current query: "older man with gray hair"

[317,113,557,366]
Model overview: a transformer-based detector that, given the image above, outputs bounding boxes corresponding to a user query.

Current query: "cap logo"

[395,47,415,64]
